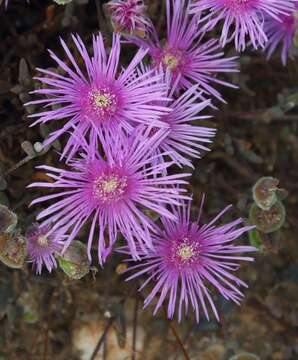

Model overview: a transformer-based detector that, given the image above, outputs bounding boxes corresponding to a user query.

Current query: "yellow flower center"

[93,174,127,203]
[101,178,120,194]
[37,235,48,247]
[177,243,195,262]
[177,238,196,262]
[89,89,117,117]
[162,53,180,70]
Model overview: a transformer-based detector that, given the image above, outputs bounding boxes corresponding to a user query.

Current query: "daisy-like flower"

[123,198,255,322]
[29,127,191,265]
[26,223,63,274]
[146,72,216,168]
[191,0,296,52]
[27,33,169,160]
[132,0,238,102]
[264,5,298,65]
[106,0,153,37]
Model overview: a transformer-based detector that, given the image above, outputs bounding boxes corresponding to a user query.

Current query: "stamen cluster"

[88,89,118,119]
[92,173,128,204]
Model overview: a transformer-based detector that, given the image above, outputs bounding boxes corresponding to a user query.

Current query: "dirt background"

[0,1,298,359]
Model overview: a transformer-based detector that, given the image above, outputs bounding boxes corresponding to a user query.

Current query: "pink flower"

[122,198,255,322]
[191,0,297,51]
[106,0,153,37]
[264,5,298,65]
[144,71,216,168]
[27,33,169,161]
[29,127,191,265]
[26,223,63,274]
[131,0,238,102]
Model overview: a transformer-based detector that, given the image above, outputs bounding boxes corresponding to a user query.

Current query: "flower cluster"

[26,0,258,323]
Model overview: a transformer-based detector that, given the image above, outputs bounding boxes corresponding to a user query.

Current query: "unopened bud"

[116,263,128,275]
[0,232,26,269]
[58,240,90,280]
[0,205,18,234]
[252,177,279,211]
[249,201,286,234]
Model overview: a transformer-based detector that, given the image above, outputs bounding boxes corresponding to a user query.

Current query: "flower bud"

[249,201,286,234]
[252,177,279,211]
[58,240,90,280]
[0,205,18,234]
[116,263,128,275]
[0,232,26,269]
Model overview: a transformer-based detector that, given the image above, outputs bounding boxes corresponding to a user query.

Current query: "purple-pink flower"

[27,33,169,160]
[264,5,298,65]
[106,0,152,37]
[26,223,63,274]
[146,72,216,168]
[29,127,191,265]
[191,0,296,51]
[123,198,255,322]
[132,0,238,103]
